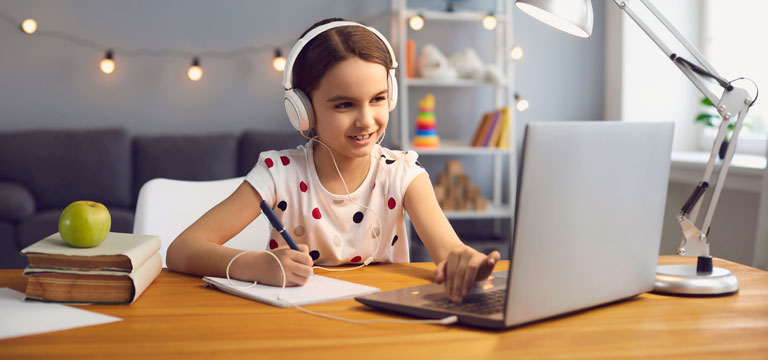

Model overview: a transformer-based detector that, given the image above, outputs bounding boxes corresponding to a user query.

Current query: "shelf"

[403,9,509,23]
[409,140,510,155]
[406,78,506,88]
[405,204,514,221]
[443,204,514,219]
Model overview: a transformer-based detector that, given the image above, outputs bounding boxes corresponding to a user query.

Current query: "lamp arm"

[613,0,755,258]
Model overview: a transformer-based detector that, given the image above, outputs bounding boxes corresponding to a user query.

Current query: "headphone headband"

[281,21,398,90]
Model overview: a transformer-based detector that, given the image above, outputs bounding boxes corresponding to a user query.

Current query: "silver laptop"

[356,121,674,329]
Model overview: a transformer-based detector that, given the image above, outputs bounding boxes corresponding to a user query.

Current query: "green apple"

[58,201,111,248]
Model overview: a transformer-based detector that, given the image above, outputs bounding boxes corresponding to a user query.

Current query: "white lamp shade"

[515,0,593,38]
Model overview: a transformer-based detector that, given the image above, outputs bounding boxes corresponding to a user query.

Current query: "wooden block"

[433,184,446,202]
[466,185,480,200]
[449,186,461,200]
[438,173,451,187]
[456,174,470,188]
[474,197,487,211]
[445,160,462,176]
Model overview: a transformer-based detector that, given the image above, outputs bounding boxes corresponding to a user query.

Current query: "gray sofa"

[0,128,303,269]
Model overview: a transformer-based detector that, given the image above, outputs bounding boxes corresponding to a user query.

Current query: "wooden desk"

[1,256,767,359]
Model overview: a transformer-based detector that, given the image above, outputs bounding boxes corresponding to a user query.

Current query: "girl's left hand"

[434,246,501,303]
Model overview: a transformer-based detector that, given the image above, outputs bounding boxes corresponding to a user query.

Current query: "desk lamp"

[514,0,758,295]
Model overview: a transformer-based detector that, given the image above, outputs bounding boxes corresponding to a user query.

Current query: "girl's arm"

[403,173,500,302]
[166,181,313,286]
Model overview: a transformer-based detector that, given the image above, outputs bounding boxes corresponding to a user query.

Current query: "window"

[702,0,767,155]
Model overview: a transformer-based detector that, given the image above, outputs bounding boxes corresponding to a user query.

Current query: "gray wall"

[0,0,605,136]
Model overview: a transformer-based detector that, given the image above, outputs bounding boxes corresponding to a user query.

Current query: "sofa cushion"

[0,128,132,209]
[239,131,305,176]
[133,134,239,199]
[0,182,35,221]
[0,220,25,269]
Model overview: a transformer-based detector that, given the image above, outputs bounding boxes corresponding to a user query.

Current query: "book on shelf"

[22,232,161,272]
[469,107,512,148]
[24,253,162,304]
[470,112,494,147]
[20,232,163,304]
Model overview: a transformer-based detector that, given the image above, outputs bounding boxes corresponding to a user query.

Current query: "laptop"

[356,121,674,329]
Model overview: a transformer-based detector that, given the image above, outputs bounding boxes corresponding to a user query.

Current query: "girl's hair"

[292,18,394,100]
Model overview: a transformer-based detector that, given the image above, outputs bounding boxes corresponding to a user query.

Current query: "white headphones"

[282,21,399,132]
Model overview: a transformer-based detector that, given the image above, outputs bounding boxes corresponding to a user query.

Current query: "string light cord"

[0,10,386,60]
[225,250,458,326]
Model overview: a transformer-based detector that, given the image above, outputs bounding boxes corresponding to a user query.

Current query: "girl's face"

[311,57,390,162]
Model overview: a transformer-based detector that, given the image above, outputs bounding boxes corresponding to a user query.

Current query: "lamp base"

[653,265,738,296]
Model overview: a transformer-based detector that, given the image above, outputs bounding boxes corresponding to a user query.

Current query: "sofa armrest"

[0,181,36,221]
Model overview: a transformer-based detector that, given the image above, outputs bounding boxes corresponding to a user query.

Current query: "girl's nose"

[356,104,376,128]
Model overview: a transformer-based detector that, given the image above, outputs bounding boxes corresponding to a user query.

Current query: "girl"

[167,18,500,303]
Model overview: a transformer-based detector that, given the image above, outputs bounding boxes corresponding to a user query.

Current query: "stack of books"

[20,232,162,304]
[469,107,512,148]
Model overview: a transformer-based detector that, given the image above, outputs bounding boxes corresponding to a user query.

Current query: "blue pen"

[260,200,300,251]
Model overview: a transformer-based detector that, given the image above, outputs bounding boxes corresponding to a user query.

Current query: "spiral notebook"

[202,275,380,308]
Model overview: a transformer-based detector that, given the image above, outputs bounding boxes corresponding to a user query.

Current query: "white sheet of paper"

[0,288,122,340]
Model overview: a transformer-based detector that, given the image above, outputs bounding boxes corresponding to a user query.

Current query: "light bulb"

[188,57,203,81]
[516,98,529,112]
[409,15,424,31]
[482,14,497,30]
[510,45,523,60]
[272,48,286,72]
[21,18,37,34]
[100,50,115,74]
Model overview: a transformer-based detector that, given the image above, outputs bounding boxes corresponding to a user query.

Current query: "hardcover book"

[22,232,161,272]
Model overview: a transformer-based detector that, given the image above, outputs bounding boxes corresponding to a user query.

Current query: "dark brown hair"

[291,18,394,98]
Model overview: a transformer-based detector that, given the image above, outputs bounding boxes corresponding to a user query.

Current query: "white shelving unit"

[390,0,517,254]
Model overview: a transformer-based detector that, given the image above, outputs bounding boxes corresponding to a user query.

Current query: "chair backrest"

[133,177,268,267]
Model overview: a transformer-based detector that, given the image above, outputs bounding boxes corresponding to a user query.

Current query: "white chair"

[133,177,269,267]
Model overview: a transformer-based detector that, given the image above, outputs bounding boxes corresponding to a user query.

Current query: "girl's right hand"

[260,244,314,286]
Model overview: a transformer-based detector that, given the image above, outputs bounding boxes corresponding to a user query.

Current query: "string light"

[482,13,497,30]
[20,18,37,34]
[187,57,202,81]
[0,9,385,83]
[409,14,424,31]
[515,93,529,112]
[272,48,286,72]
[510,45,523,60]
[99,50,115,74]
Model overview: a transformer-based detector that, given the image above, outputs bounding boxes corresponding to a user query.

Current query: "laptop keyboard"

[430,289,506,315]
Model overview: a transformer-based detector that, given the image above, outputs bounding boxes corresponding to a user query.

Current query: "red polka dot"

[299,181,308,192]
[372,182,376,190]
[388,197,396,209]
[269,239,278,249]
[265,158,274,168]
[312,207,322,219]
[351,256,362,263]
[280,156,290,166]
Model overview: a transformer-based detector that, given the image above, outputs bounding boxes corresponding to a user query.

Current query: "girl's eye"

[372,96,386,103]
[335,102,353,109]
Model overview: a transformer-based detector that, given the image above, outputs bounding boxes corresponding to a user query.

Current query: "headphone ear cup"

[284,89,315,132]
[388,70,398,112]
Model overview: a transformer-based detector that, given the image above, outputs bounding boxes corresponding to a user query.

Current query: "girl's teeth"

[354,134,371,140]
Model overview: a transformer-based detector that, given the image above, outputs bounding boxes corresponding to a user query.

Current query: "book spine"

[482,111,500,147]
[407,39,416,78]
[128,253,162,303]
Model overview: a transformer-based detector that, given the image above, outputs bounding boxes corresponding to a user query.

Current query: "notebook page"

[203,275,380,308]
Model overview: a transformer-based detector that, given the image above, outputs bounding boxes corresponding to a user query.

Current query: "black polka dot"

[415,160,424,168]
[353,211,364,223]
[309,250,320,261]
[277,201,287,211]
[391,235,399,246]
[385,159,396,165]
[380,155,386,159]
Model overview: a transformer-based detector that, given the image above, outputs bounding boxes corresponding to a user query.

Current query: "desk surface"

[1,256,767,359]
